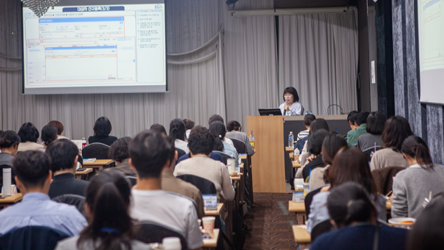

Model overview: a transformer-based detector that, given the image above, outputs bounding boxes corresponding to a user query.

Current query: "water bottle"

[288,131,294,148]
[81,137,87,149]
[309,110,313,114]
[305,111,308,115]
[249,131,255,149]
[293,148,300,163]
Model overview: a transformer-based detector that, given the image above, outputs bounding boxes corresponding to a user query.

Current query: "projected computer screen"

[417,0,444,105]
[22,0,166,94]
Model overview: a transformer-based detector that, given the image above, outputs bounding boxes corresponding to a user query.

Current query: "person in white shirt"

[128,130,203,250]
[169,119,189,154]
[279,87,304,116]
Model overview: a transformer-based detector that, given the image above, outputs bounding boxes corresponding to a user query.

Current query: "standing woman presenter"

[279,87,304,115]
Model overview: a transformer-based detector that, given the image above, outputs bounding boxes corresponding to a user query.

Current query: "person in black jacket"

[46,139,88,199]
[302,129,330,180]
[88,116,118,146]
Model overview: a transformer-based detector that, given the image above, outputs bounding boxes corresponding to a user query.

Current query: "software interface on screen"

[22,2,166,94]
[417,0,444,104]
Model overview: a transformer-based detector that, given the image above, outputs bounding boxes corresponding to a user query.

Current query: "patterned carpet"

[243,193,298,249]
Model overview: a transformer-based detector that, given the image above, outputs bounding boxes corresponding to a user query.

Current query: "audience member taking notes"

[128,130,203,250]
[41,124,58,149]
[346,111,369,147]
[0,151,87,236]
[357,111,386,151]
[106,137,136,177]
[208,114,234,147]
[169,118,189,154]
[226,120,255,156]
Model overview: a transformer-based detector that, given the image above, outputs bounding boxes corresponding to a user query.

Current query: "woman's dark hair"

[328,147,376,194]
[41,125,58,147]
[208,114,224,126]
[183,119,195,130]
[322,133,348,166]
[209,121,226,151]
[188,126,214,155]
[108,137,132,163]
[77,171,133,250]
[308,129,329,155]
[355,112,370,126]
[48,121,64,135]
[227,120,241,132]
[304,114,316,127]
[169,119,186,141]
[46,139,79,172]
[408,194,444,250]
[282,87,300,103]
[401,135,433,169]
[382,116,413,151]
[93,117,112,137]
[149,124,167,135]
[327,182,377,228]
[0,130,20,149]
[18,122,40,143]
[366,111,386,135]
[309,118,330,135]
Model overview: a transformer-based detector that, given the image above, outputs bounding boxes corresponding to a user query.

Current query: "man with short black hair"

[129,130,203,250]
[347,111,370,147]
[47,139,88,199]
[0,151,87,236]
[296,114,316,142]
[347,110,359,130]
[226,120,255,156]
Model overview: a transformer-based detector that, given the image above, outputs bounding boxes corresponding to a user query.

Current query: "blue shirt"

[222,141,239,167]
[0,192,87,236]
[311,223,408,250]
[177,152,224,164]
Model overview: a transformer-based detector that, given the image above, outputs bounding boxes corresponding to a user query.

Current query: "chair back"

[311,220,332,242]
[134,221,188,250]
[52,194,86,217]
[304,186,324,218]
[176,148,186,159]
[126,176,137,187]
[371,166,406,195]
[0,226,70,250]
[229,138,247,154]
[212,151,234,165]
[363,146,382,161]
[176,174,217,195]
[82,142,110,159]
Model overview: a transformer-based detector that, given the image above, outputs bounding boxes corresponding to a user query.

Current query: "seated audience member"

[0,131,20,167]
[226,120,255,156]
[41,124,58,149]
[47,139,89,199]
[208,114,234,147]
[297,129,329,180]
[174,126,235,202]
[296,114,316,142]
[106,137,135,177]
[0,151,87,236]
[306,147,385,233]
[209,121,239,166]
[311,182,408,250]
[169,118,189,154]
[296,118,330,163]
[177,150,224,164]
[357,111,386,151]
[309,133,347,190]
[17,122,44,151]
[129,130,203,250]
[392,136,444,218]
[346,111,369,147]
[407,194,444,250]
[183,119,195,140]
[56,171,149,250]
[150,123,167,135]
[347,110,359,130]
[370,116,413,171]
[48,120,68,139]
[88,117,118,146]
[162,137,205,219]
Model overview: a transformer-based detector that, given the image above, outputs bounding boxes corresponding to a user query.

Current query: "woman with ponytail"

[169,118,189,154]
[209,121,239,166]
[56,171,149,250]
[41,124,58,149]
[311,182,408,250]
[391,135,444,218]
[0,131,20,167]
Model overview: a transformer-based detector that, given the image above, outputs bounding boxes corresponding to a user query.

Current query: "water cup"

[227,159,236,173]
[162,237,182,250]
[202,216,216,233]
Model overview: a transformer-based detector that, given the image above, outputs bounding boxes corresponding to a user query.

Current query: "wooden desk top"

[285,147,294,152]
[386,200,392,210]
[230,175,241,181]
[204,203,224,216]
[292,162,301,168]
[76,168,93,175]
[292,225,311,244]
[202,229,220,248]
[289,201,305,213]
[0,193,23,204]
[239,154,247,160]
[83,159,114,166]
[289,152,294,158]
[239,163,244,169]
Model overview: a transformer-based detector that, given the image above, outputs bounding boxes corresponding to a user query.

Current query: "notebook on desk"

[258,108,282,116]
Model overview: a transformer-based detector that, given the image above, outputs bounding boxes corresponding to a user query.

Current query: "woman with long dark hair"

[56,171,148,250]
[209,121,239,165]
[391,135,444,218]
[88,117,118,146]
[169,118,188,154]
[41,124,58,149]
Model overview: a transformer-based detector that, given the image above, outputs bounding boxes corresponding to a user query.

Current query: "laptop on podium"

[258,109,283,116]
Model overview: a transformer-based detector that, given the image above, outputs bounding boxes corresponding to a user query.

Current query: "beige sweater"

[309,165,330,190]
[173,155,235,201]
[17,142,44,151]
[370,148,409,171]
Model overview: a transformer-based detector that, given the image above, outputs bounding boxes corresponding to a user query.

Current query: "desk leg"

[296,213,305,225]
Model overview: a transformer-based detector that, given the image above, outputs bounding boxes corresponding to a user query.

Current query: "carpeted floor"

[243,193,298,249]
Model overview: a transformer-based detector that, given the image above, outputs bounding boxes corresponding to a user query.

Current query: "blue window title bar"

[39,17,124,23]
[63,6,125,12]
[45,46,117,50]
